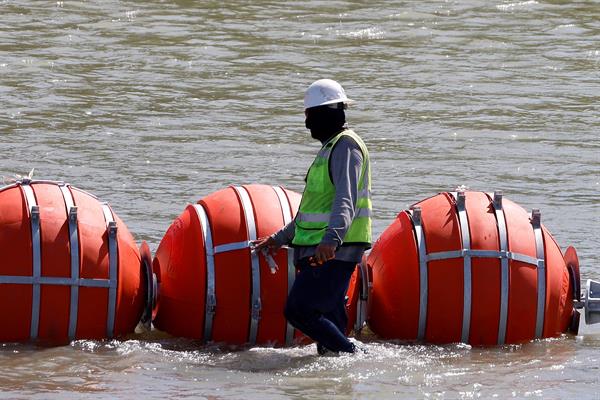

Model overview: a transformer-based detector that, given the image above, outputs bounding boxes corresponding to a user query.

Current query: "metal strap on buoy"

[355,258,369,333]
[531,209,546,339]
[101,203,118,339]
[450,192,473,343]
[192,203,216,343]
[272,186,296,346]
[19,179,41,340]
[58,183,81,340]
[489,191,510,345]
[233,186,261,345]
[408,206,428,341]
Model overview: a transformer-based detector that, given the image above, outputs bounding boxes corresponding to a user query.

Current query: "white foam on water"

[342,27,385,40]
[496,1,539,11]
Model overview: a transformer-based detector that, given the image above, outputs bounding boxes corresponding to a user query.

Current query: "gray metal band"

[233,186,261,345]
[272,186,296,346]
[355,258,369,333]
[489,191,509,345]
[511,252,540,266]
[425,249,540,266]
[192,204,216,343]
[409,207,428,340]
[213,241,250,254]
[452,192,472,343]
[0,276,114,287]
[59,184,80,340]
[531,209,546,339]
[21,182,41,340]
[101,204,118,339]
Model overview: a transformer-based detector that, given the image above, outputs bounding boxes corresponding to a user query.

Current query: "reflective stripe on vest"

[292,129,372,246]
[295,207,372,223]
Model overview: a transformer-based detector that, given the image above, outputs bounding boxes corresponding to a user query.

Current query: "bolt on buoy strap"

[489,191,510,345]
[272,186,296,346]
[408,206,428,341]
[233,186,262,345]
[531,209,546,339]
[101,203,118,339]
[20,181,42,340]
[59,183,81,340]
[192,204,216,343]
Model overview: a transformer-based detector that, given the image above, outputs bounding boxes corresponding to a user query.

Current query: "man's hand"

[251,236,281,254]
[311,243,337,266]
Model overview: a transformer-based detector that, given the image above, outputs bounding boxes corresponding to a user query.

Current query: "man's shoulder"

[332,131,367,160]
[336,131,363,150]
[330,134,364,164]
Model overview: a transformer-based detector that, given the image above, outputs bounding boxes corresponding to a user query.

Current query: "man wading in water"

[254,79,372,355]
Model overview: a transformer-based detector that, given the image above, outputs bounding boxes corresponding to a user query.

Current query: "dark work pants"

[284,258,357,353]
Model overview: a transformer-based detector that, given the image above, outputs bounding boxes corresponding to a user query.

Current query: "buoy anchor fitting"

[582,279,600,325]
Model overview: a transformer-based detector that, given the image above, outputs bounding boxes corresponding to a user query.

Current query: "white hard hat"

[304,79,353,109]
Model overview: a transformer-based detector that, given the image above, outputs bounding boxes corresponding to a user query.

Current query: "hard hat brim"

[305,97,354,109]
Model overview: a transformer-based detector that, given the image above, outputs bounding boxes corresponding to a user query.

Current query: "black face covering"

[305,104,346,143]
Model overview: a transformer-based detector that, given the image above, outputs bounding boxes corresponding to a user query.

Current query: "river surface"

[1,1,599,398]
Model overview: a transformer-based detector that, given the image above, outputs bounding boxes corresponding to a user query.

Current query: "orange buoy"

[152,184,361,346]
[0,179,146,343]
[152,184,300,345]
[367,191,577,345]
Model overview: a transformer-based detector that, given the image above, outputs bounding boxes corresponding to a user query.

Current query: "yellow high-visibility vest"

[292,129,372,247]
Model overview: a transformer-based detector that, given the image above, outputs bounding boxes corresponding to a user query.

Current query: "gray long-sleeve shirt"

[272,134,367,264]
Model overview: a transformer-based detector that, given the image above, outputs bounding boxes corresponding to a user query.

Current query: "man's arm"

[252,220,294,254]
[271,220,295,246]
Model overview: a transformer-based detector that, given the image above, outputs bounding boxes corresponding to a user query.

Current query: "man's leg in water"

[284,259,357,353]
[317,295,350,354]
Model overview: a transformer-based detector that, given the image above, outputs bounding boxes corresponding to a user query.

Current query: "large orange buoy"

[152,184,301,346]
[367,191,578,345]
[152,184,361,346]
[0,179,146,343]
